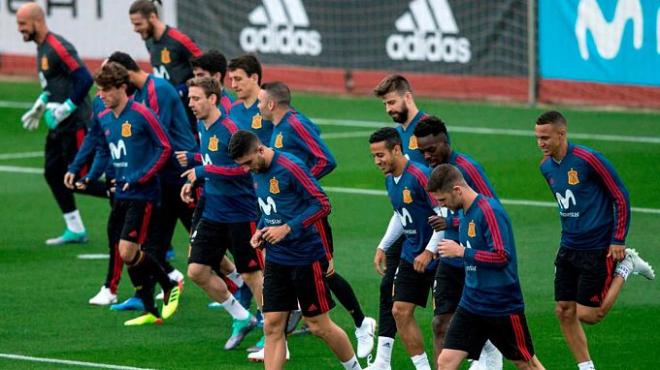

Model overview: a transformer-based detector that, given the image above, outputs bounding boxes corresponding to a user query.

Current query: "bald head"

[16,3,47,43]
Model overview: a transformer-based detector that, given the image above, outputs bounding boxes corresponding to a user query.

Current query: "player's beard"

[22,29,36,42]
[142,22,155,40]
[389,105,409,124]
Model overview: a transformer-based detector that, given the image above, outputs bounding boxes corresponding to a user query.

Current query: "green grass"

[0,80,659,369]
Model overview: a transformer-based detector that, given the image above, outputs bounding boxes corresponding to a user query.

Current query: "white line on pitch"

[0,353,156,370]
[0,100,31,109]
[0,165,42,174]
[0,151,43,160]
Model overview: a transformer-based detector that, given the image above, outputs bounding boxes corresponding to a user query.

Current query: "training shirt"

[270,109,336,180]
[540,143,630,250]
[396,111,428,164]
[229,99,273,145]
[193,115,257,223]
[146,26,202,87]
[219,89,235,117]
[254,151,330,266]
[68,96,108,177]
[37,32,92,129]
[459,194,525,316]
[385,160,439,272]
[88,100,171,201]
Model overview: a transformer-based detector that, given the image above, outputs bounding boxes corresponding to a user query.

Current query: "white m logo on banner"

[575,0,643,60]
[109,140,127,160]
[555,190,577,210]
[258,196,278,216]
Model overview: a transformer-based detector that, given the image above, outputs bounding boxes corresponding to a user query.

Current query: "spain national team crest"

[567,168,579,185]
[161,48,171,64]
[402,188,413,204]
[208,135,219,152]
[40,56,49,71]
[269,177,280,194]
[121,121,132,137]
[251,114,263,129]
[274,132,283,148]
[408,135,418,150]
[467,220,476,238]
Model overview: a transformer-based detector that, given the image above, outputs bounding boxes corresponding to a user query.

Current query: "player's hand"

[438,239,465,258]
[608,244,626,262]
[44,99,76,129]
[21,92,49,131]
[261,224,291,244]
[74,177,90,190]
[122,182,130,191]
[326,258,335,276]
[414,250,434,272]
[64,172,76,189]
[374,248,387,276]
[109,179,117,193]
[175,151,189,167]
[428,215,447,231]
[181,168,197,183]
[180,183,194,203]
[250,229,265,249]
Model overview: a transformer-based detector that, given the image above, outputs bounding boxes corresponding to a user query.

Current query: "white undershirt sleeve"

[377,213,404,251]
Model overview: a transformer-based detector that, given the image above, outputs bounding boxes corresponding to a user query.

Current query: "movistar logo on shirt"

[258,196,278,216]
[556,189,580,217]
[395,207,413,227]
[240,0,322,56]
[109,140,127,160]
[386,0,471,63]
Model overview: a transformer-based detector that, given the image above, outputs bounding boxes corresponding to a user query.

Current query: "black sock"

[127,251,158,316]
[327,272,365,327]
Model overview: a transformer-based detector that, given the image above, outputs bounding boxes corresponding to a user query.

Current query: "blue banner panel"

[540,0,660,86]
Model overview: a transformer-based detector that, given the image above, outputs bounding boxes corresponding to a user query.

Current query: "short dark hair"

[94,62,130,89]
[107,51,140,72]
[536,110,567,127]
[129,0,158,18]
[373,74,412,97]
[261,81,291,107]
[187,76,220,99]
[368,127,402,151]
[414,116,449,141]
[427,164,465,193]
[228,130,260,160]
[190,50,228,83]
[228,55,262,84]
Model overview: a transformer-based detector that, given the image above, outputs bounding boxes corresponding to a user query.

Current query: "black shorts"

[190,189,205,230]
[188,219,263,273]
[107,199,157,245]
[554,247,615,307]
[45,125,86,172]
[433,261,465,315]
[262,258,335,317]
[444,307,535,362]
[393,259,435,308]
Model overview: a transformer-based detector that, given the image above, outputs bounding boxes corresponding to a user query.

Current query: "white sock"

[64,210,85,233]
[411,352,431,370]
[341,355,362,370]
[577,360,595,370]
[375,336,394,364]
[483,340,497,353]
[220,295,250,320]
[227,269,244,287]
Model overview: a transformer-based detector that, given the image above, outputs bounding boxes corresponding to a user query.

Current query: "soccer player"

[85,62,181,325]
[129,0,202,130]
[369,74,429,368]
[190,50,234,115]
[368,128,445,370]
[228,55,273,145]
[534,111,655,370]
[414,116,503,369]
[428,164,545,370]
[228,130,362,370]
[16,2,99,245]
[260,81,376,358]
[179,77,262,349]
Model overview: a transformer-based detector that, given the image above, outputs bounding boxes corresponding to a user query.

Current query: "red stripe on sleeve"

[221,96,233,114]
[45,34,80,71]
[204,165,248,176]
[221,117,239,135]
[167,28,202,57]
[277,155,331,227]
[456,155,495,198]
[406,164,439,207]
[147,78,160,116]
[287,113,328,178]
[474,197,508,264]
[573,148,628,241]
[131,102,171,184]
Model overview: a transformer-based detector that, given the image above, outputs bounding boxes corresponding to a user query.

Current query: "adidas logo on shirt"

[386,0,471,63]
[240,0,322,56]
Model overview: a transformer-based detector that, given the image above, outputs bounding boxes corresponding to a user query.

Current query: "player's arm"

[461,209,512,269]
[289,119,336,179]
[82,138,110,185]
[127,108,172,187]
[67,115,104,176]
[285,162,331,234]
[188,163,249,183]
[458,159,496,198]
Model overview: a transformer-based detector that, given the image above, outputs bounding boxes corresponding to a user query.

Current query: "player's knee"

[263,318,285,338]
[187,264,209,285]
[437,351,458,370]
[305,319,329,338]
[391,303,411,322]
[554,302,576,322]
[577,309,604,325]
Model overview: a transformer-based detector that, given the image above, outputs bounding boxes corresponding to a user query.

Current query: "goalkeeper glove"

[21,92,49,131]
[44,99,77,130]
